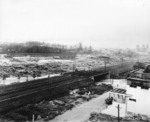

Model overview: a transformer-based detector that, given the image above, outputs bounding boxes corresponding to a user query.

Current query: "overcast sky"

[0,0,150,49]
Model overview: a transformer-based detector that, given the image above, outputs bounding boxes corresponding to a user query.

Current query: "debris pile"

[124,112,150,121]
[87,112,150,122]
[3,83,113,122]
[91,84,113,95]
[5,94,88,122]
[88,112,119,122]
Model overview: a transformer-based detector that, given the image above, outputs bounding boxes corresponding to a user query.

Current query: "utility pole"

[125,96,128,115]
[118,104,120,122]
[104,57,109,71]
[32,114,35,122]
[48,74,50,92]
[104,61,106,71]
[48,68,51,93]
[26,66,29,82]
[121,58,124,68]
[18,73,21,82]
[2,75,6,85]
[116,104,121,122]
[73,64,75,77]
[2,65,5,85]
[121,57,125,74]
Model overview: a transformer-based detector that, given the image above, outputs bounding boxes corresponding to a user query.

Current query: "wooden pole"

[118,104,120,122]
[32,114,35,122]
[125,96,127,115]
[121,58,123,67]
[48,68,50,92]
[26,67,28,82]
[104,61,106,71]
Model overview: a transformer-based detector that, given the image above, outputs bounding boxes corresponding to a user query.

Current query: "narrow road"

[37,92,109,122]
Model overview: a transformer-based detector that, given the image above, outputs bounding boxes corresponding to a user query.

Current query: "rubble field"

[86,112,150,122]
[1,83,113,122]
[0,53,136,85]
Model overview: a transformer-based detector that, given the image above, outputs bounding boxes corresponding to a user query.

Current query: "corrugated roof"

[110,88,126,94]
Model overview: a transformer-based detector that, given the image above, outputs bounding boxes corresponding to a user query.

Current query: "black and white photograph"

[0,0,150,122]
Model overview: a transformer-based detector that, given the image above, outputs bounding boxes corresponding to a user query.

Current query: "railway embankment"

[0,61,135,121]
[0,61,134,112]
[0,75,93,112]
[4,83,113,122]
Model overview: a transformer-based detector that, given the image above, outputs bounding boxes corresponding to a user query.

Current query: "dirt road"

[47,93,109,122]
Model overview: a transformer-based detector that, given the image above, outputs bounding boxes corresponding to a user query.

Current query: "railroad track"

[0,76,80,99]
[0,61,135,112]
[0,77,88,102]
[0,75,73,94]
[0,74,90,112]
[0,75,77,97]
[0,62,133,98]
